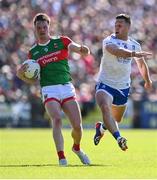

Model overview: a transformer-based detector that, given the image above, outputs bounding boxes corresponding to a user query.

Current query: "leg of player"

[94,91,128,151]
[112,104,127,123]
[45,101,67,166]
[112,105,128,150]
[94,91,118,145]
[62,99,91,165]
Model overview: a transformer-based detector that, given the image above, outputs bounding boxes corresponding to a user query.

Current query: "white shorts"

[41,83,76,106]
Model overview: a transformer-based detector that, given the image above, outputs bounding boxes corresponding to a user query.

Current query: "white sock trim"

[100,123,106,133]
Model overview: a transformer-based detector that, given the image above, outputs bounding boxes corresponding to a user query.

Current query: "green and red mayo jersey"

[28,36,72,87]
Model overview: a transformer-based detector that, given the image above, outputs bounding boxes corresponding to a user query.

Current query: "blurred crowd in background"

[0,0,157,128]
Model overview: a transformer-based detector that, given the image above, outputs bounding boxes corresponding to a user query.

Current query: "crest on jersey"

[44,48,48,52]
[54,43,58,48]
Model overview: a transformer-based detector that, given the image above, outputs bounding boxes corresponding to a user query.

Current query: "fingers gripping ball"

[23,59,40,79]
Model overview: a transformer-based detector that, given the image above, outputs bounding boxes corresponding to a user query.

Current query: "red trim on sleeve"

[60,36,72,49]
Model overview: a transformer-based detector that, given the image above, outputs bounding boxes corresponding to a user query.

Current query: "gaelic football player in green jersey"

[17,13,91,166]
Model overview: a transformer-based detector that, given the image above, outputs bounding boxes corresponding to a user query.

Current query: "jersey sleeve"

[103,36,116,48]
[135,44,142,52]
[60,36,72,49]
[134,44,143,61]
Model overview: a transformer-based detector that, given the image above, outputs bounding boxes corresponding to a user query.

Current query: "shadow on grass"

[0,164,56,167]
[68,164,113,167]
[0,163,112,168]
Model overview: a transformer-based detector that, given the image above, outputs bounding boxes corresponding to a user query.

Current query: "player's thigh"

[45,101,62,120]
[62,100,82,128]
[111,104,127,123]
[96,91,113,107]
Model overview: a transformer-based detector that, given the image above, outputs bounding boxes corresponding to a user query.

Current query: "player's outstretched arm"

[16,64,37,84]
[68,42,90,56]
[106,44,152,59]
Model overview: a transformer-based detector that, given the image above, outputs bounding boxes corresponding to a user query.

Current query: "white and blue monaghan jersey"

[97,34,141,89]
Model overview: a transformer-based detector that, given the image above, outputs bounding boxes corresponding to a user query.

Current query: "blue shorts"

[95,82,130,106]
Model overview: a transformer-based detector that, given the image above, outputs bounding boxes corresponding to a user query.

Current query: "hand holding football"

[23,59,40,79]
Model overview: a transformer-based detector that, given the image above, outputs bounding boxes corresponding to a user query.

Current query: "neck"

[38,36,50,44]
[116,34,128,41]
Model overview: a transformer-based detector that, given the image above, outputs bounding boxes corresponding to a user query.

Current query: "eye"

[43,25,48,30]
[36,26,41,31]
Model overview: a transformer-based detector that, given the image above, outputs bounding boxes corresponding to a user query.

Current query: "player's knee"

[100,103,110,113]
[115,116,123,123]
[52,117,62,128]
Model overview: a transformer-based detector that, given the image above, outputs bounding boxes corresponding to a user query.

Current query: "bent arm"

[16,64,37,84]
[68,42,90,56]
[106,44,132,58]
[106,44,152,58]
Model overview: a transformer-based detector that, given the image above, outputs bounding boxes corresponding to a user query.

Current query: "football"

[23,59,40,79]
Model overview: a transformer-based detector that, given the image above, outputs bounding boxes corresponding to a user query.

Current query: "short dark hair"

[116,14,131,25]
[33,13,50,25]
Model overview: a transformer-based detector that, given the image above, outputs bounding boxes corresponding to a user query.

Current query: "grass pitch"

[0,129,157,179]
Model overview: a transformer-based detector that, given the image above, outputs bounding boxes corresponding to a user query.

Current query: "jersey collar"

[38,39,51,46]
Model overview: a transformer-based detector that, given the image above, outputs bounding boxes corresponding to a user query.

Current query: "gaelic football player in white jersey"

[94,14,152,151]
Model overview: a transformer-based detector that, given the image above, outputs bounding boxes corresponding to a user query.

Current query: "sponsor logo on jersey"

[37,49,68,66]
[117,57,131,64]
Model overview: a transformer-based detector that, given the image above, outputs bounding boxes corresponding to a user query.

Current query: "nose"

[115,23,121,28]
[41,27,45,31]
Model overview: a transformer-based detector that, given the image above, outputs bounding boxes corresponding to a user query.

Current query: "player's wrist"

[79,45,83,52]
[131,51,136,57]
[80,45,90,55]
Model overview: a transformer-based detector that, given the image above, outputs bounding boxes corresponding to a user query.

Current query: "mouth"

[40,32,46,36]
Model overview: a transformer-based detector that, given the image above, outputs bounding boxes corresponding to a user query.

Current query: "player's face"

[115,19,130,39]
[34,21,50,41]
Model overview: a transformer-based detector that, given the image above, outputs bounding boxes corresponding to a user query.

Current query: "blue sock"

[113,131,121,140]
